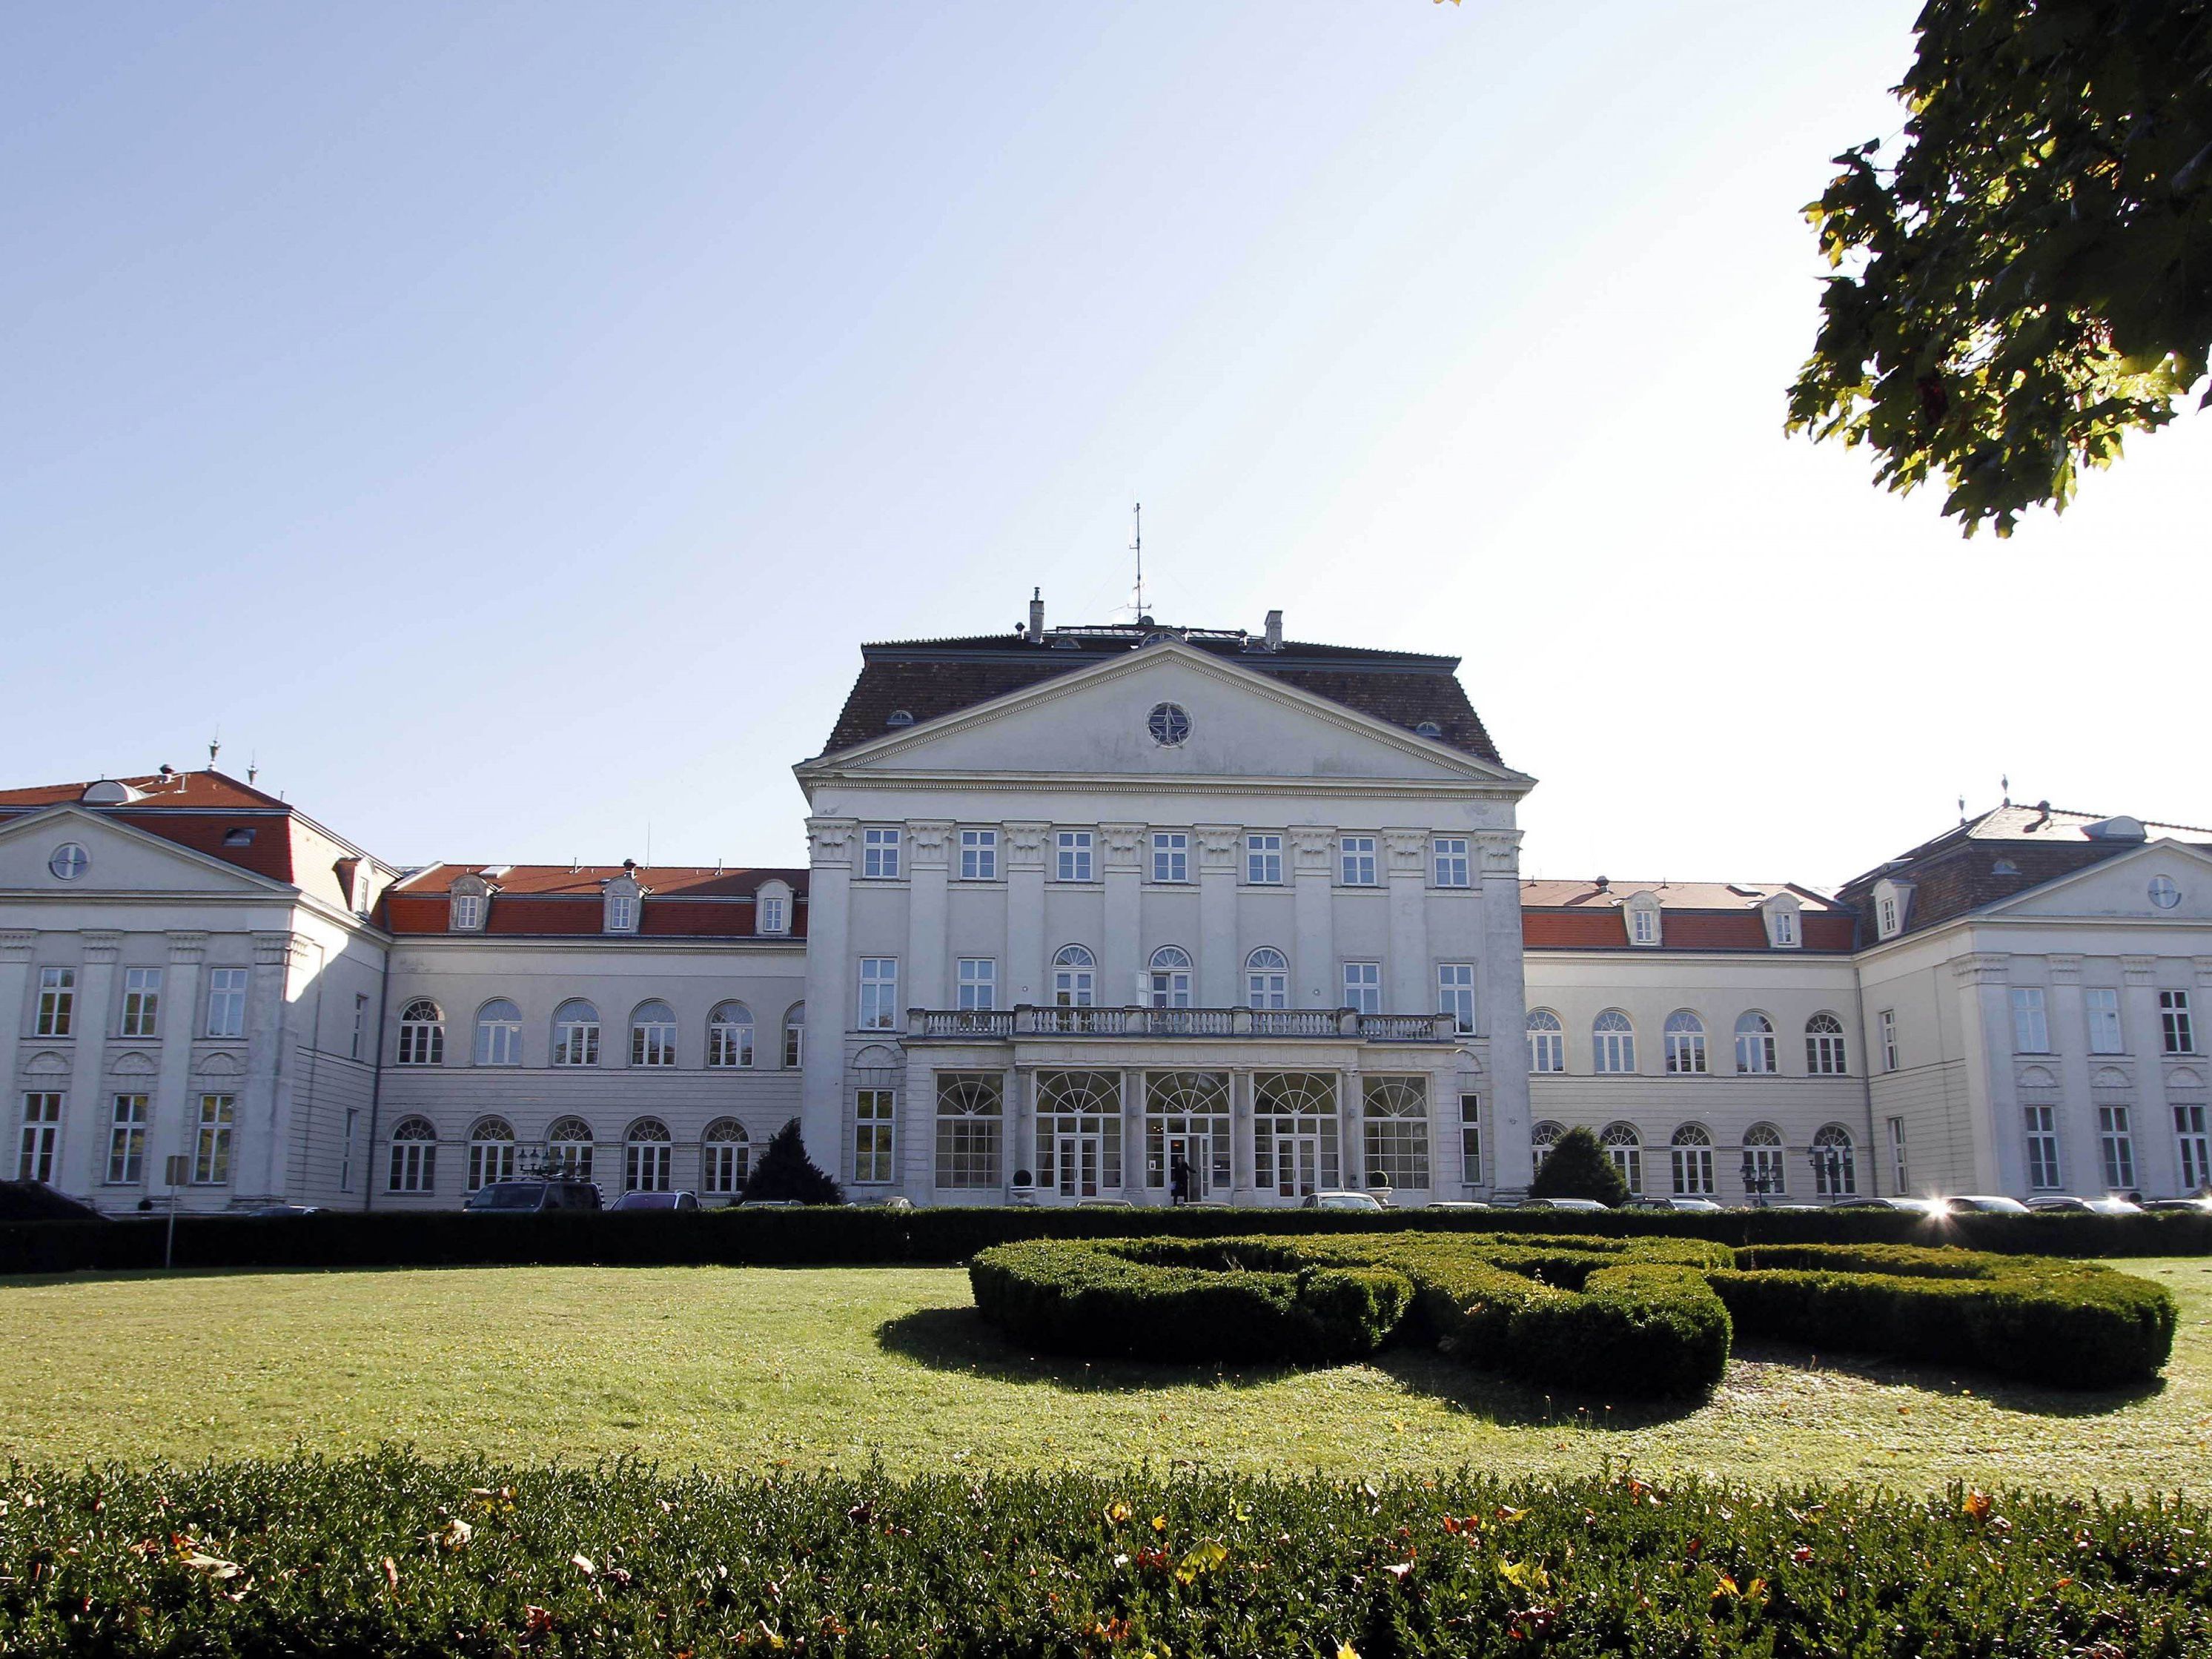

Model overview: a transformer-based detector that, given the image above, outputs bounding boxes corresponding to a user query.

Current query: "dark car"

[463,1179,601,1213]
[609,1190,699,1212]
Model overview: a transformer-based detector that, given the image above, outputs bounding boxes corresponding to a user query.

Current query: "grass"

[2,1256,2207,1490]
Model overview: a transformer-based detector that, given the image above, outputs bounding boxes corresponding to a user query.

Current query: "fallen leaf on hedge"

[1175,1539,1227,1585]
[1150,1515,1167,1534]
[1335,1642,1360,1659]
[1496,1507,1528,1524]
[1382,1562,1413,1582]
[571,1552,596,1576]
[381,1556,399,1590]
[1964,1492,1993,1523]
[1792,1546,1812,1563]
[1105,1502,1131,1525]
[178,1549,242,1580]
[1498,1559,1549,1592]
[439,1519,473,1550]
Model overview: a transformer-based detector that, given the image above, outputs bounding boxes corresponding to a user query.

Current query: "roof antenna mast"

[1130,501,1148,621]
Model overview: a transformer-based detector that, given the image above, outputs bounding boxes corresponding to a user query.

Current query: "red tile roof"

[0,770,291,812]
[0,770,302,883]
[1520,878,1841,911]
[385,864,809,938]
[1519,877,1852,953]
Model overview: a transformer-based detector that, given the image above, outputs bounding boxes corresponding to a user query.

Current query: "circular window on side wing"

[2150,875,2181,910]
[48,843,90,881]
[1147,702,1191,746]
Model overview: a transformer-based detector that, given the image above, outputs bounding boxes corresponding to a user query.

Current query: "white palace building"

[6,602,2211,1215]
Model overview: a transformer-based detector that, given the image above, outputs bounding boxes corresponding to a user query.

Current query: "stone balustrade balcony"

[901,1006,1462,1042]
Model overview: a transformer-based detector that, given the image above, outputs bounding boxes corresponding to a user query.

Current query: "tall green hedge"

[1,1202,2202,1276]
[970,1234,2175,1396]
[3,1453,2208,1658]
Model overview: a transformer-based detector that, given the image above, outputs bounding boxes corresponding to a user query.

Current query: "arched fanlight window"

[474,999,522,1067]
[708,1001,755,1068]
[1669,1122,1715,1196]
[1805,1013,1849,1076]
[1530,1119,1563,1170]
[1245,946,1288,1010]
[702,1119,750,1196]
[782,1002,804,1068]
[630,1001,678,1067]
[1526,1010,1564,1073]
[1052,944,1096,1008]
[467,1116,516,1191]
[935,1073,1002,1190]
[397,1000,443,1067]
[1734,1011,1776,1075]
[1663,1010,1706,1075]
[552,999,600,1067]
[1743,1121,1785,1196]
[1361,1076,1430,1192]
[625,1117,673,1192]
[1148,945,1193,1009]
[1812,1123,1857,1196]
[1599,1121,1642,1191]
[387,1116,437,1192]
[546,1116,596,1181]
[1592,1010,1635,1073]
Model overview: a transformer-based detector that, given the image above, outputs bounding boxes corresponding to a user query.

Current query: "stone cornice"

[1950,952,2010,986]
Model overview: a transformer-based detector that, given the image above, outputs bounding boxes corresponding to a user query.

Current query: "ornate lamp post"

[1808,1143,1846,1202]
[1739,1151,1780,1208]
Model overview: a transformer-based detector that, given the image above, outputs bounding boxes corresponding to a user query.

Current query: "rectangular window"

[862,827,902,880]
[1879,1008,1898,1072]
[2086,987,2124,1054]
[1437,964,1477,1034]
[1245,832,1283,884]
[784,1018,804,1069]
[1526,1019,1563,1073]
[855,1090,896,1184]
[2010,986,2050,1053]
[350,993,368,1059]
[1342,961,1382,1016]
[1432,837,1471,887]
[708,1016,753,1068]
[119,967,162,1038]
[1457,1093,1481,1183]
[956,958,998,1012]
[858,958,900,1030]
[958,828,998,881]
[35,967,75,1038]
[605,893,638,932]
[107,1095,149,1185]
[2160,990,2195,1054]
[450,893,483,930]
[1772,909,1798,946]
[1339,835,1377,885]
[1055,830,1094,883]
[630,1012,677,1067]
[1887,1116,1908,1193]
[192,1094,234,1185]
[339,1107,358,1193]
[1150,832,1189,884]
[16,1093,62,1184]
[2176,1102,2211,1194]
[1630,907,1658,946]
[2099,1105,2136,1190]
[2024,1104,2062,1189]
[1672,1139,1715,1196]
[758,894,787,933]
[207,968,249,1039]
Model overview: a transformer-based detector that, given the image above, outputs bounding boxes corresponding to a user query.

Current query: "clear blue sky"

[6,2,2207,886]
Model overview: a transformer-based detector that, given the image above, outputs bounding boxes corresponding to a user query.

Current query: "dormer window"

[603,871,642,934]
[1623,893,1662,947]
[755,879,792,936]
[1760,893,1802,950]
[222,827,255,847]
[448,875,489,933]
[1872,877,1913,941]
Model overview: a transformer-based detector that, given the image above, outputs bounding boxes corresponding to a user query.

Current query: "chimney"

[1264,609,1283,652]
[1027,587,1045,643]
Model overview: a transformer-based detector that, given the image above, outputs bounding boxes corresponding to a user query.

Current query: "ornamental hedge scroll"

[968,1234,2176,1398]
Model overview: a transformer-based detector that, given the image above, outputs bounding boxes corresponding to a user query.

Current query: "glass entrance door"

[1056,1132,1104,1199]
[1164,1134,1212,1202]
[1273,1133,1322,1199]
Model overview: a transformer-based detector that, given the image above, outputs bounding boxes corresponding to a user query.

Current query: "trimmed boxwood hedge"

[0,1201,2204,1276]
[3,1452,2209,1658]
[970,1234,2175,1395]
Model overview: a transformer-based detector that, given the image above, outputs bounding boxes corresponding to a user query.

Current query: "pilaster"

[904,821,953,1014]
[1100,824,1145,1004]
[239,932,300,1200]
[1289,827,1336,1009]
[798,817,855,1166]
[1950,952,2014,1193]
[1196,824,1241,1007]
[146,932,208,1205]
[1382,829,1430,1014]
[1477,832,1533,1194]
[56,932,121,1199]
[2122,956,2180,1195]
[2044,955,2099,1196]
[1004,821,1048,1007]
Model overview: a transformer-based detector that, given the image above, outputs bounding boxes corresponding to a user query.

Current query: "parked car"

[1425,1200,1491,1211]
[1655,1196,1722,1213]
[735,1198,806,1209]
[1076,1197,1135,1209]
[463,1179,602,1213]
[241,1203,325,1217]
[1301,1190,1385,1212]
[2027,1195,2145,1215]
[1946,1194,2031,1214]
[2144,1196,2212,1214]
[1829,1196,1947,1216]
[1515,1196,1609,1213]
[852,1194,915,1211]
[609,1190,699,1212]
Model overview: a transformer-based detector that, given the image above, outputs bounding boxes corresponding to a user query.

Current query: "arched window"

[708,1001,755,1068]
[1362,1076,1430,1192]
[1734,1011,1775,1075]
[397,1000,443,1067]
[1743,1122,1786,1196]
[935,1073,1002,1190]
[1252,1073,1340,1196]
[467,1117,516,1191]
[1530,1119,1563,1170]
[1806,1013,1849,1075]
[1526,1010,1565,1073]
[1245,947,1288,1010]
[1812,1123,1857,1196]
[1148,945,1193,1009]
[1663,1010,1706,1075]
[630,1001,678,1067]
[1599,1122,1642,1192]
[1592,1010,1635,1073]
[1669,1123,1714,1196]
[625,1118,672,1192]
[546,1116,596,1181]
[1144,1070,1232,1194]
[702,1119,749,1196]
[474,999,522,1067]
[552,999,600,1067]
[387,1116,437,1192]
[1052,944,1096,1008]
[782,1002,805,1068]
[1037,1071,1122,1196]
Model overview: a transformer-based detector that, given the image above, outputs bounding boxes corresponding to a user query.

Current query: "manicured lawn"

[3,1257,2207,1490]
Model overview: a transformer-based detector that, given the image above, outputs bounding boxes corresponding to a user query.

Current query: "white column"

[56,932,122,1200]
[2047,955,2100,1196]
[0,930,33,1170]
[1119,1064,1145,1199]
[2122,956,2180,1196]
[147,932,207,1203]
[239,931,297,1201]
[906,821,953,1015]
[903,1049,936,1203]
[1339,1065,1363,1190]
[1196,825,1240,1006]
[1950,953,2016,1193]
[1478,832,1534,1196]
[1230,1067,1255,1202]
[1010,1064,1035,1191]
[1100,824,1145,1001]
[1004,822,1048,1007]
[798,818,855,1167]
[1383,830,1430,1014]
[1290,827,1336,1007]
